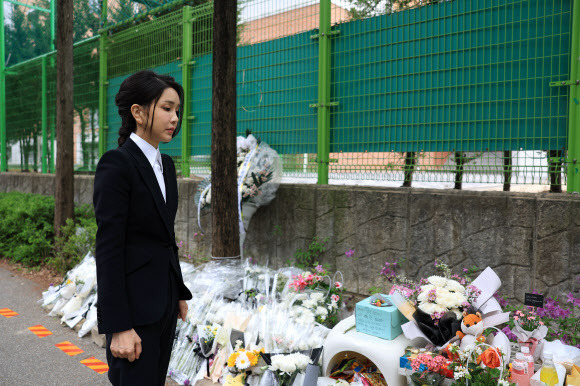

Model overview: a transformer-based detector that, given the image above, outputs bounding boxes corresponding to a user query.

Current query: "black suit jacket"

[93,137,193,334]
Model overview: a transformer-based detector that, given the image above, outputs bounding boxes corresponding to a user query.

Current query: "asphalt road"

[0,267,178,386]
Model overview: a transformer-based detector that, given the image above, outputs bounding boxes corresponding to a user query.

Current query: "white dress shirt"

[130,132,166,202]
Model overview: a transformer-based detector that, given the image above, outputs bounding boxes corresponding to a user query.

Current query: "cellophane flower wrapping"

[42,255,340,385]
[43,252,97,329]
[283,268,345,328]
[194,136,282,254]
[393,264,509,347]
[512,318,548,342]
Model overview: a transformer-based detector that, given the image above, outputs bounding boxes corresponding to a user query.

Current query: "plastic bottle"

[390,291,416,321]
[511,353,529,386]
[540,352,559,386]
[521,346,534,376]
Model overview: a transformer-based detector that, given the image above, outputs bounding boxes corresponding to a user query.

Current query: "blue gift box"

[355,294,403,340]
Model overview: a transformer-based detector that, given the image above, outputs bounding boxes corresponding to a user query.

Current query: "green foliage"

[344,0,433,19]
[292,236,329,269]
[0,192,96,271]
[272,225,283,237]
[450,364,509,386]
[0,192,55,265]
[4,0,51,65]
[368,286,383,295]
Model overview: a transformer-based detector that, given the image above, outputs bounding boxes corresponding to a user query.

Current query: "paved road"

[0,267,177,386]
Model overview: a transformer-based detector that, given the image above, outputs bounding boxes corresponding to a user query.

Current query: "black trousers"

[106,270,179,386]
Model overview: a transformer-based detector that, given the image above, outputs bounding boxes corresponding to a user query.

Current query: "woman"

[93,70,193,385]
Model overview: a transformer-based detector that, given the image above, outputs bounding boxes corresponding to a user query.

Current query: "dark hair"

[115,70,184,147]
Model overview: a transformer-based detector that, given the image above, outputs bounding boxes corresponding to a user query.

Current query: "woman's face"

[135,87,180,148]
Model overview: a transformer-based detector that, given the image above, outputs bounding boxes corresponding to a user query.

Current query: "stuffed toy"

[456,311,486,351]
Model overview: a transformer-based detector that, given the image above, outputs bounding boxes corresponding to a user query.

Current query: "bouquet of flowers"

[200,324,219,354]
[264,352,312,386]
[389,261,479,326]
[194,133,282,254]
[285,265,344,328]
[227,347,263,373]
[387,261,481,345]
[447,341,514,386]
[407,353,448,386]
[509,306,548,359]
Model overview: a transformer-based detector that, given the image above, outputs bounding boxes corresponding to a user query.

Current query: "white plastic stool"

[322,315,412,386]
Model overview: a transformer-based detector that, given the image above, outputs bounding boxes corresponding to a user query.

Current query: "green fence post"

[49,0,56,173]
[181,5,193,177]
[0,1,6,172]
[316,0,332,184]
[567,0,580,193]
[98,3,108,157]
[41,56,48,173]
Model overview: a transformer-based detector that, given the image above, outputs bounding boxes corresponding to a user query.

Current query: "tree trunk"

[401,151,416,188]
[19,137,24,171]
[548,150,563,193]
[211,0,240,259]
[33,130,38,171]
[503,150,512,191]
[453,151,464,190]
[54,0,75,237]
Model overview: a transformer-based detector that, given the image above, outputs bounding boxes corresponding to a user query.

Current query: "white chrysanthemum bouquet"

[388,260,481,326]
[415,275,480,322]
[267,353,312,386]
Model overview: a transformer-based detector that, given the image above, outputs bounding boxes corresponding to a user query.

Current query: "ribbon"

[237,145,259,235]
[271,273,279,301]
[197,184,211,232]
[193,345,213,378]
[518,337,539,355]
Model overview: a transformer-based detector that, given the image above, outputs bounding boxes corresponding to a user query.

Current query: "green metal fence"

[1,0,579,192]
[2,37,99,173]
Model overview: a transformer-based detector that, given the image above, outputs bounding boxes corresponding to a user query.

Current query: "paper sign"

[524,293,544,308]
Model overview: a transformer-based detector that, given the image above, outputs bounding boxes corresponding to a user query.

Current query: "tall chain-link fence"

[1,0,579,192]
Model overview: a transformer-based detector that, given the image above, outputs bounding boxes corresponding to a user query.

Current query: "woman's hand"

[110,329,142,362]
[178,300,188,322]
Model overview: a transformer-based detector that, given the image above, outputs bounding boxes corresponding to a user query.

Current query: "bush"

[0,192,55,265]
[0,192,97,271]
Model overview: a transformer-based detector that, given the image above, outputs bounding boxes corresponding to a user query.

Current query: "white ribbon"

[271,273,279,301]
[197,184,211,232]
[237,145,259,235]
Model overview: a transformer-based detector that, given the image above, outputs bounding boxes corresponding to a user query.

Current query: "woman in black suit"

[93,70,193,385]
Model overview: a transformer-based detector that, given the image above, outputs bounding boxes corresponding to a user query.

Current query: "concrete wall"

[1,172,578,302]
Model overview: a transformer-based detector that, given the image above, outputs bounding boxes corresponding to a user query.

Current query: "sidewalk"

[0,266,177,385]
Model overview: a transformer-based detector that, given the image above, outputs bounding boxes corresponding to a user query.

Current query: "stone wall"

[1,172,578,302]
